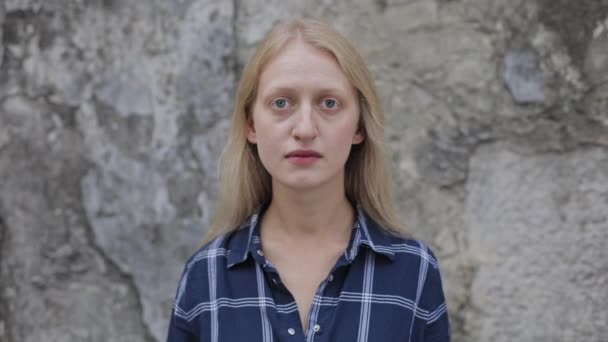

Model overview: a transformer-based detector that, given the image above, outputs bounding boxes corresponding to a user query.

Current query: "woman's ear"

[246,116,257,144]
[353,110,365,145]
[352,127,365,145]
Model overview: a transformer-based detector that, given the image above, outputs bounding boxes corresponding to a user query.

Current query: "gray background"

[1,0,607,341]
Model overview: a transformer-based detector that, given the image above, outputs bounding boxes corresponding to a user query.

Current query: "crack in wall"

[78,202,158,342]
[232,0,242,78]
[455,261,481,340]
[0,214,10,342]
[0,3,5,69]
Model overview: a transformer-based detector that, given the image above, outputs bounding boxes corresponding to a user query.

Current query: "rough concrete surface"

[467,144,608,341]
[1,0,607,341]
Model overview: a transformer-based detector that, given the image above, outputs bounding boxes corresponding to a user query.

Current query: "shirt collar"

[350,204,396,261]
[226,203,396,269]
[225,203,267,268]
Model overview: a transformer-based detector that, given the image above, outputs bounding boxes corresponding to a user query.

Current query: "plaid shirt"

[167,205,450,341]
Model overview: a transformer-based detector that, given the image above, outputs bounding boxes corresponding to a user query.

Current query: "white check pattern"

[168,206,450,341]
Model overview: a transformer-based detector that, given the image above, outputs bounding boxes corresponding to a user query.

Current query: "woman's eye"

[323,99,338,109]
[272,99,288,109]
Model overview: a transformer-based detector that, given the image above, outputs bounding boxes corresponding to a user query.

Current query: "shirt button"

[327,274,334,282]
[257,249,264,256]
[272,278,279,285]
[287,328,295,335]
[313,324,321,332]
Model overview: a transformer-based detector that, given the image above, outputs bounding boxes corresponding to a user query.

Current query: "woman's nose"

[292,104,318,140]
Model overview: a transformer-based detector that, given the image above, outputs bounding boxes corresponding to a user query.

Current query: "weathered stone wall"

[0,1,606,341]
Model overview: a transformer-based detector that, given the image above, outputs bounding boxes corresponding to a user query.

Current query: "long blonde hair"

[204,18,408,242]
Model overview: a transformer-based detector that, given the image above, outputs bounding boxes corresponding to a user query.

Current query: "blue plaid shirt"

[167,205,450,341]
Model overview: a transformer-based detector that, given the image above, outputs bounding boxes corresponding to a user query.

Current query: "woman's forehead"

[257,40,355,95]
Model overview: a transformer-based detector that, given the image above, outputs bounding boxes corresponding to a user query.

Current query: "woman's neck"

[262,181,355,242]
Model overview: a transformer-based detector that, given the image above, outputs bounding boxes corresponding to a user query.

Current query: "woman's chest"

[195,300,419,342]
[266,249,342,331]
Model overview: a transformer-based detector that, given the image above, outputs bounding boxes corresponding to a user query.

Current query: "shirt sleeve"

[420,249,451,342]
[166,262,199,342]
[166,309,198,342]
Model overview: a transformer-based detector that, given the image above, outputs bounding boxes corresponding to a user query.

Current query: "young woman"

[167,18,450,342]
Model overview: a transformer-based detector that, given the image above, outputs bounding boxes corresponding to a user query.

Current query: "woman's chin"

[273,177,330,192]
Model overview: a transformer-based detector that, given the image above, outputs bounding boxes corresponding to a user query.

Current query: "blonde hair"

[204,18,408,242]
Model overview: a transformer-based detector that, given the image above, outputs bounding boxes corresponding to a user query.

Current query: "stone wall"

[0,1,606,341]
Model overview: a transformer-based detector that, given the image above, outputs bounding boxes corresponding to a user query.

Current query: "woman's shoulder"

[360,209,442,272]
[381,234,448,315]
[180,227,244,277]
[384,234,442,272]
[171,229,244,322]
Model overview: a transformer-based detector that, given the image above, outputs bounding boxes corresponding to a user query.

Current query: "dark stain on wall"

[538,0,608,67]
[0,214,7,342]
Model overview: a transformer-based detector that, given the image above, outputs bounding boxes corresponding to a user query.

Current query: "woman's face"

[247,39,364,192]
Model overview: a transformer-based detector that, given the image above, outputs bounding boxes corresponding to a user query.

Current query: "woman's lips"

[287,155,320,165]
[285,150,322,158]
[285,150,322,166]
